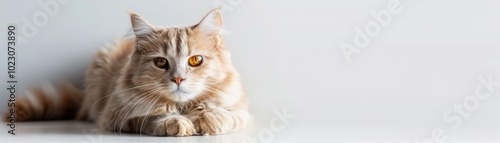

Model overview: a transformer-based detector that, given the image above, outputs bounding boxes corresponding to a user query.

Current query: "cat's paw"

[190,102,233,135]
[153,116,196,137]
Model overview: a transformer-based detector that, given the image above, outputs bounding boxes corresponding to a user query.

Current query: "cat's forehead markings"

[169,30,178,56]
[177,28,189,57]
[155,30,168,56]
[176,28,185,55]
[160,27,190,58]
[174,28,184,57]
[158,29,174,57]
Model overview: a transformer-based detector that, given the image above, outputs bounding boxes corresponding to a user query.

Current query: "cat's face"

[126,10,229,102]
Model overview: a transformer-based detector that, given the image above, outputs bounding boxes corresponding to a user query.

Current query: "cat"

[3,9,251,136]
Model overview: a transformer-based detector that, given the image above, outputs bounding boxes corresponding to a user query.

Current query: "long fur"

[3,9,251,136]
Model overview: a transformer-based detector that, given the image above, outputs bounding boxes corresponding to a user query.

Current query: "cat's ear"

[193,9,223,35]
[130,12,154,38]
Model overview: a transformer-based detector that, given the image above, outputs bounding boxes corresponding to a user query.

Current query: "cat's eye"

[154,57,169,69]
[188,55,203,67]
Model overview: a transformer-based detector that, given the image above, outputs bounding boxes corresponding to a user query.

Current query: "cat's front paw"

[153,116,196,137]
[190,102,233,135]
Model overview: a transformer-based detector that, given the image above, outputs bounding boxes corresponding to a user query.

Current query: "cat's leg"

[188,102,251,135]
[126,114,197,136]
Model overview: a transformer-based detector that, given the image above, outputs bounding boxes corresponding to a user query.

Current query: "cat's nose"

[170,77,185,85]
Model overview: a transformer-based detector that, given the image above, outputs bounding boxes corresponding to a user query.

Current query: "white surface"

[1,120,499,143]
[1,0,500,142]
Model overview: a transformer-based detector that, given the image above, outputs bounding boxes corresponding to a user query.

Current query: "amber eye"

[188,55,203,67]
[154,57,169,69]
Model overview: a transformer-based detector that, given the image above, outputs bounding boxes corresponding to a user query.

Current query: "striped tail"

[3,83,84,122]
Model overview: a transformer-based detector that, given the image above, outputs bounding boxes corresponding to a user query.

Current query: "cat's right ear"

[130,12,154,38]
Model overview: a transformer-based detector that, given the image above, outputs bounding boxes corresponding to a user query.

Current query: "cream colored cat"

[4,9,251,136]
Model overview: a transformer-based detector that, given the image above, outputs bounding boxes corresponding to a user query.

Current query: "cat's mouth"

[167,87,198,102]
[167,84,196,100]
[171,87,190,95]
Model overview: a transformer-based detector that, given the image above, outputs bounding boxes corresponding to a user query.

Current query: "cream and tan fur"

[4,9,251,136]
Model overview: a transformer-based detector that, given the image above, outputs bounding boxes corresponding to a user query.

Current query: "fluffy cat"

[3,9,251,136]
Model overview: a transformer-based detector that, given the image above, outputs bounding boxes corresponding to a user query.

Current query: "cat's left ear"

[193,9,223,35]
[130,12,154,38]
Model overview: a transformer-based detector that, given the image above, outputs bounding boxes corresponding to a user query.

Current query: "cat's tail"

[3,82,84,122]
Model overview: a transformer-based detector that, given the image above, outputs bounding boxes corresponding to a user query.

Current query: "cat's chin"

[167,89,197,102]
[171,88,190,95]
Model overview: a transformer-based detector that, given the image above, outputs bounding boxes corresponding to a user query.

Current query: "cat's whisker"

[101,63,144,79]
[128,89,160,132]
[112,87,157,134]
[118,88,162,134]
[138,89,163,136]
[90,83,156,112]
[114,91,151,134]
[135,90,161,136]
[115,88,158,134]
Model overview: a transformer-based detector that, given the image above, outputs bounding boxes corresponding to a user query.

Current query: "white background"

[1,0,500,142]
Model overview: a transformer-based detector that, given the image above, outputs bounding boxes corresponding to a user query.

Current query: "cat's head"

[125,9,233,102]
